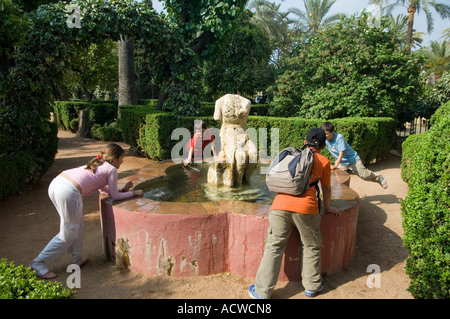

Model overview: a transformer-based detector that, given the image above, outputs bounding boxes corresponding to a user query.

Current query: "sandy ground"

[0,130,412,299]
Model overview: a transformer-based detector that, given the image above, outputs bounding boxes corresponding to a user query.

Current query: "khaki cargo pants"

[338,159,380,182]
[254,210,322,299]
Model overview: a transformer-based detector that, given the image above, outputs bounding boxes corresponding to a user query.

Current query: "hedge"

[0,121,58,200]
[0,259,73,299]
[53,100,118,134]
[400,101,450,299]
[135,110,396,164]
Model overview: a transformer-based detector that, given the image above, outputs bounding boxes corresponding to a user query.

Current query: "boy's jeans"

[255,210,322,299]
[338,159,380,182]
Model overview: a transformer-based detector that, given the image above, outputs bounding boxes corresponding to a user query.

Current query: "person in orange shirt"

[249,128,339,299]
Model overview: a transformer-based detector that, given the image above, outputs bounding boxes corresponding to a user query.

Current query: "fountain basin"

[100,160,359,281]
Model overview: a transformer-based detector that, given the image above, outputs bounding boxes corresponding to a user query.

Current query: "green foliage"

[62,40,118,101]
[53,101,117,134]
[117,104,156,147]
[91,123,122,142]
[162,0,246,46]
[53,101,91,131]
[138,113,179,160]
[0,153,28,199]
[271,13,424,126]
[400,101,450,299]
[0,258,73,299]
[202,17,274,99]
[0,0,246,199]
[133,102,395,163]
[244,116,395,164]
[0,0,29,57]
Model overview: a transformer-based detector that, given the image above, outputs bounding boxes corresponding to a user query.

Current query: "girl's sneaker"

[304,282,324,298]
[248,284,265,299]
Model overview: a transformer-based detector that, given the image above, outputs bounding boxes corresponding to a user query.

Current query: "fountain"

[99,94,360,280]
[207,94,258,187]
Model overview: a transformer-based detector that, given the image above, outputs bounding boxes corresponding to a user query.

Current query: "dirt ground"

[0,130,413,299]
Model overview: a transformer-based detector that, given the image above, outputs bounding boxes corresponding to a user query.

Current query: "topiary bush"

[0,259,73,299]
[400,101,450,299]
[90,123,122,142]
[133,106,396,164]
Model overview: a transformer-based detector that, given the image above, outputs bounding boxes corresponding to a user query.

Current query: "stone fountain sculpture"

[207,94,258,187]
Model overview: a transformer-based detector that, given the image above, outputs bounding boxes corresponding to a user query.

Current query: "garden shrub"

[0,121,57,200]
[0,259,73,299]
[134,106,395,164]
[400,101,450,299]
[90,123,122,142]
[271,13,424,126]
[53,101,117,135]
[117,104,156,147]
[200,103,270,117]
[138,113,179,160]
[53,101,91,131]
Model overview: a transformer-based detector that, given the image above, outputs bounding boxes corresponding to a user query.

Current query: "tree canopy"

[270,13,424,126]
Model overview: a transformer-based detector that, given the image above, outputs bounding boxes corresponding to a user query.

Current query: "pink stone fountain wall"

[100,161,359,281]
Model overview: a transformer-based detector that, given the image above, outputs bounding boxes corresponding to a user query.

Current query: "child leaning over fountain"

[249,128,339,299]
[183,121,216,166]
[30,143,143,279]
[321,121,387,189]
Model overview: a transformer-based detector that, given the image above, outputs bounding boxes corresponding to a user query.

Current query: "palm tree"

[423,40,450,81]
[441,27,450,41]
[370,0,450,52]
[247,0,295,66]
[288,0,345,34]
[248,0,293,50]
[386,13,424,48]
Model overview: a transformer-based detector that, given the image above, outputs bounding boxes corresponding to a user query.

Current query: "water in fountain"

[137,163,274,204]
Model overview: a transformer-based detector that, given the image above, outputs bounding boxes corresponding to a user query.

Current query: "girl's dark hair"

[85,143,125,173]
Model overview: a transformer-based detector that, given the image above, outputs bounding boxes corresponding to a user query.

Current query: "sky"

[152,0,449,48]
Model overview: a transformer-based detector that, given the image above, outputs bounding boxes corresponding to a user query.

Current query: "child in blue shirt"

[321,122,387,189]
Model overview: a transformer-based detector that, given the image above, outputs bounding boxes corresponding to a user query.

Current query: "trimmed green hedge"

[53,100,118,134]
[117,104,158,147]
[400,101,450,299]
[135,109,396,163]
[0,259,73,299]
[200,102,270,116]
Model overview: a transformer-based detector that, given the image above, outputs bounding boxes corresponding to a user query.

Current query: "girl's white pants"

[32,176,84,275]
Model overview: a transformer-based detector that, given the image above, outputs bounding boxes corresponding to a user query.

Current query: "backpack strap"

[300,145,324,214]
[310,178,324,216]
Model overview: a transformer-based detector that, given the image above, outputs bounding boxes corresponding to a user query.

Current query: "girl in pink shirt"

[30,143,143,279]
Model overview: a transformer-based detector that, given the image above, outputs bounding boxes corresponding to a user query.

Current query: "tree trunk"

[77,110,89,138]
[406,5,416,53]
[155,92,168,110]
[118,35,137,108]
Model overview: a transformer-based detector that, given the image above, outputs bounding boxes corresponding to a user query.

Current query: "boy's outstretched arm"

[331,151,344,169]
